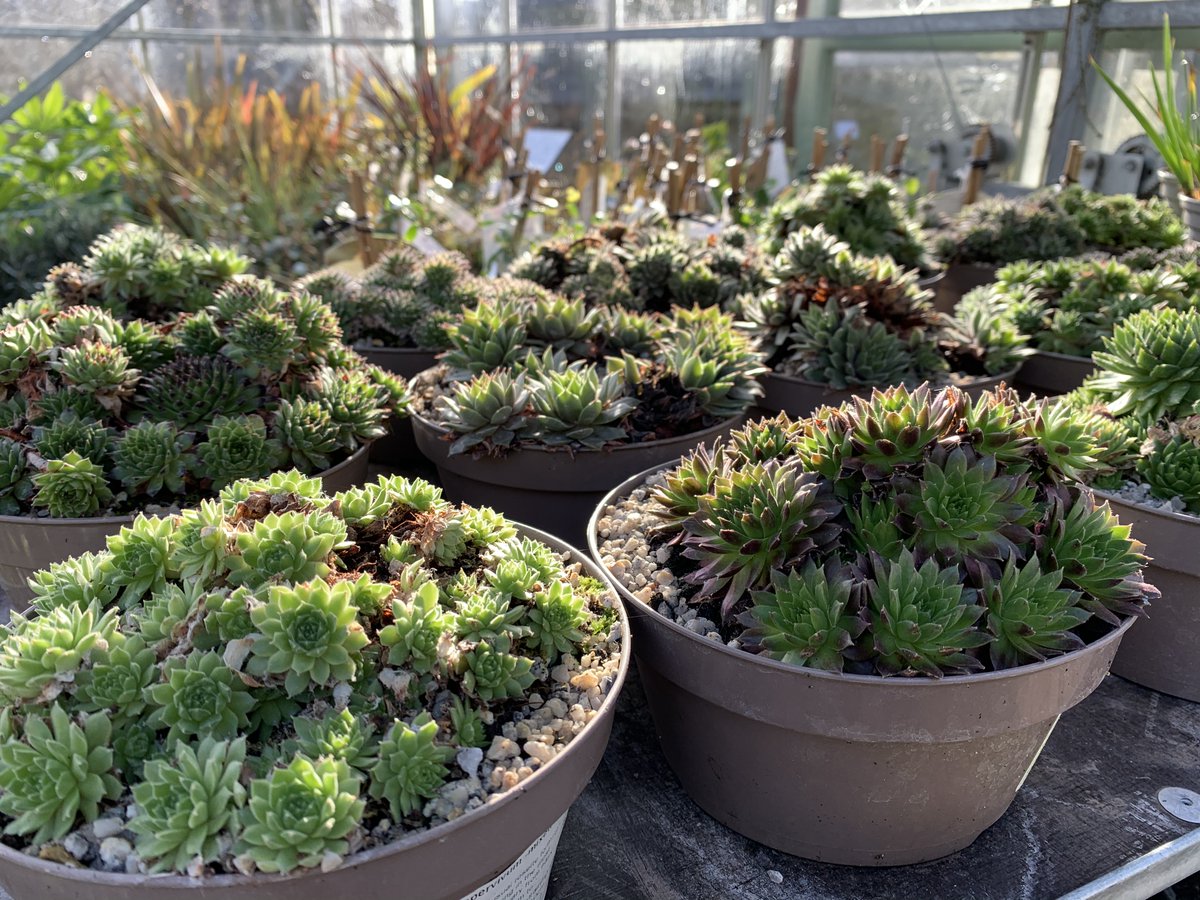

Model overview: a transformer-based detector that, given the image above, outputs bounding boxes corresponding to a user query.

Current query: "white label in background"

[458,813,568,900]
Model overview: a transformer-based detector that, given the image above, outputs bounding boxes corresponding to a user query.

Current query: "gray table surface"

[547,670,1200,900]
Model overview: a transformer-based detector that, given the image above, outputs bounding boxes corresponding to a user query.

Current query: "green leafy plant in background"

[640,384,1155,677]
[0,82,129,306]
[1094,15,1200,199]
[0,473,622,875]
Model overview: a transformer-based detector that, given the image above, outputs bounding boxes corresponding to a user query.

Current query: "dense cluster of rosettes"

[298,246,482,352]
[974,256,1200,358]
[1065,306,1200,513]
[0,236,405,517]
[738,226,1027,389]
[0,472,618,874]
[424,285,766,455]
[639,383,1156,677]
[508,221,769,313]
[764,164,932,272]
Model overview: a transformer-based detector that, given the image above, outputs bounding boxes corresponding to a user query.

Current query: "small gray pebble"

[767,869,784,884]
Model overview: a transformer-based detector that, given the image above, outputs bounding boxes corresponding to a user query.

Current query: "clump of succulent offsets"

[764,164,932,272]
[738,225,1028,389]
[597,383,1157,677]
[419,285,766,456]
[972,256,1200,359]
[1063,306,1200,514]
[0,472,622,876]
[0,280,404,518]
[508,221,770,313]
[4,224,251,323]
[297,246,482,353]
[933,192,1088,267]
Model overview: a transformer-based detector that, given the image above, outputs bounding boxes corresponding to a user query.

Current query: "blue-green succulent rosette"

[599,382,1156,677]
[0,472,622,875]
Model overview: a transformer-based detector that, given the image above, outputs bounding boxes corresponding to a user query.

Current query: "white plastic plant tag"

[457,812,568,900]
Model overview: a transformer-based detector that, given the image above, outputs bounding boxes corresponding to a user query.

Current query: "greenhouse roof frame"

[3,0,1199,185]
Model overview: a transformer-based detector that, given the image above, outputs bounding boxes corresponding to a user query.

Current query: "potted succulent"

[409,283,765,542]
[298,247,483,467]
[1062,306,1200,701]
[0,280,403,606]
[1056,185,1186,254]
[1095,16,1200,241]
[589,384,1155,864]
[764,165,937,282]
[0,470,628,898]
[932,192,1087,313]
[509,222,770,314]
[739,226,1028,418]
[298,247,482,380]
[981,255,1200,396]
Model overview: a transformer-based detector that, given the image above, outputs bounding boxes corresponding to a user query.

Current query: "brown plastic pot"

[0,445,371,608]
[755,369,1017,419]
[587,465,1137,866]
[1181,193,1200,243]
[1015,350,1094,397]
[357,347,441,468]
[411,409,742,546]
[1101,492,1200,702]
[934,262,997,314]
[0,524,630,900]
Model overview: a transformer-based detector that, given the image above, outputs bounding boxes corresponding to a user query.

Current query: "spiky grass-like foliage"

[627,384,1155,677]
[0,473,622,875]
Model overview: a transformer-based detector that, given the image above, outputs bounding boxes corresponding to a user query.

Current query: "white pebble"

[92,818,125,839]
[99,837,132,870]
[456,747,484,778]
[767,869,784,884]
[63,833,88,860]
[524,740,555,764]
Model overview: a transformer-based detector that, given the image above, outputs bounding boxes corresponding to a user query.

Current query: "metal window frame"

[2,0,1200,183]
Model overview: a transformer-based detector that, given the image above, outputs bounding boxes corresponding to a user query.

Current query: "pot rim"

[1026,348,1092,364]
[353,344,440,357]
[0,444,372,530]
[761,368,1019,392]
[1096,486,1200,528]
[0,522,631,890]
[588,460,1136,690]
[1177,191,1200,207]
[410,380,744,458]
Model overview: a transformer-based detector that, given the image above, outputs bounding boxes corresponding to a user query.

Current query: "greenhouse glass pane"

[143,41,334,103]
[829,50,1021,174]
[518,0,604,30]
[619,39,758,143]
[432,0,507,37]
[0,0,134,26]
[620,0,762,26]
[144,0,323,31]
[839,0,1031,17]
[1089,39,1200,155]
[336,0,413,37]
[339,45,415,91]
[438,44,510,88]
[0,38,144,100]
[518,42,607,172]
